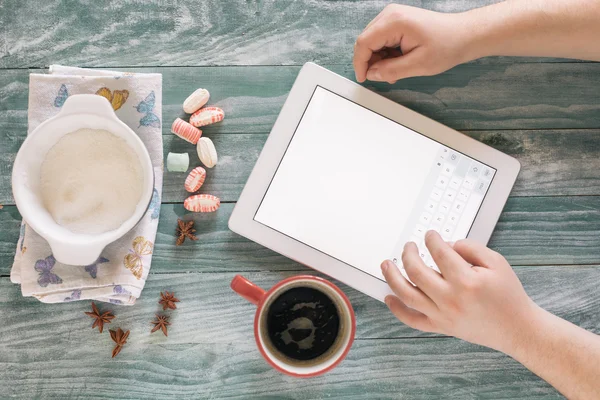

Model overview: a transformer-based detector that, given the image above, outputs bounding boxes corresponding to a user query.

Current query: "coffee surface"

[267,287,340,361]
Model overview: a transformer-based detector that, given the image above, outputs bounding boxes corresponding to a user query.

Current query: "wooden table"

[1,1,599,398]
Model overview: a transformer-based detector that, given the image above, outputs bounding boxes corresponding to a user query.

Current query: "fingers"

[353,22,397,83]
[366,49,423,83]
[381,260,437,315]
[453,239,508,270]
[367,52,384,69]
[354,7,389,82]
[385,295,434,332]
[402,242,448,300]
[425,230,472,281]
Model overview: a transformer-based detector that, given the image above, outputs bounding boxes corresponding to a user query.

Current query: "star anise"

[84,302,115,333]
[176,219,197,246]
[159,291,180,310]
[109,328,130,358]
[150,314,171,336]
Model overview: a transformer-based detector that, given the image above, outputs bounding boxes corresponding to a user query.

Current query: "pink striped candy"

[171,118,202,144]
[184,167,207,193]
[184,194,220,213]
[190,107,224,128]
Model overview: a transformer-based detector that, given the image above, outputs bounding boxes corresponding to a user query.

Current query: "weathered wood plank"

[1,265,598,345]
[467,130,600,197]
[0,264,578,399]
[2,63,600,140]
[1,197,599,276]
[0,336,563,399]
[3,129,600,205]
[5,0,580,69]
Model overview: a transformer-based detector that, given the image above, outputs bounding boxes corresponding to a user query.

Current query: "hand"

[380,231,539,353]
[353,4,474,83]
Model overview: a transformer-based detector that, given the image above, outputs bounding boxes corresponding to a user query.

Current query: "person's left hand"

[353,4,473,84]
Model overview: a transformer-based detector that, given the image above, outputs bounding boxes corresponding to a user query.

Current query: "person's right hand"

[353,4,475,84]
[380,231,541,354]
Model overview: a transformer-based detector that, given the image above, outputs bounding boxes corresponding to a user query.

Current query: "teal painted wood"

[0,336,562,399]
[4,0,583,69]
[2,64,600,140]
[0,265,586,399]
[2,129,600,205]
[2,197,600,277]
[1,266,599,344]
[0,0,598,396]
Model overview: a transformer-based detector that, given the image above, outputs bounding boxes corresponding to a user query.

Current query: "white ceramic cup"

[12,94,154,266]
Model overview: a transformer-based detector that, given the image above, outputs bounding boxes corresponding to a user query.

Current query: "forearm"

[504,304,600,399]
[459,0,600,62]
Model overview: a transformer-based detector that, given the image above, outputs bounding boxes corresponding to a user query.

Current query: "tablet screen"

[255,86,496,281]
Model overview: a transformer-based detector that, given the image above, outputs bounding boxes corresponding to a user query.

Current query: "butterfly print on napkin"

[64,289,82,302]
[96,87,129,111]
[34,255,63,287]
[54,84,69,108]
[84,257,110,279]
[136,91,161,128]
[123,236,153,280]
[148,188,160,220]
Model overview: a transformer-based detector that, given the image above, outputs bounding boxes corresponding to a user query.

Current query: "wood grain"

[1,265,599,345]
[1,0,599,397]
[1,197,599,277]
[0,336,563,399]
[2,64,600,138]
[2,264,593,399]
[4,0,566,69]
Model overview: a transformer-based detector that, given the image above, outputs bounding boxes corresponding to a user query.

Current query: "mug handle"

[231,275,266,306]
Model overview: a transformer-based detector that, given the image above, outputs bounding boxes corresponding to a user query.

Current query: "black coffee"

[266,287,340,361]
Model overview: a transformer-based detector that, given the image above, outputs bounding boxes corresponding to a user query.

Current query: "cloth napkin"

[10,65,163,305]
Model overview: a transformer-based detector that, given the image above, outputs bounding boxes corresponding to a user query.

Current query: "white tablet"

[229,62,520,302]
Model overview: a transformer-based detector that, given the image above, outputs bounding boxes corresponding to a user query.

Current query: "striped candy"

[184,194,220,213]
[171,118,202,144]
[183,88,210,114]
[190,107,224,128]
[184,167,207,193]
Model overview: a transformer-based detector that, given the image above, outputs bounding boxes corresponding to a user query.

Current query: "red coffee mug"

[231,274,356,377]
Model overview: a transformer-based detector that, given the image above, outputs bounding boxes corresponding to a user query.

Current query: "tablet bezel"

[229,62,520,302]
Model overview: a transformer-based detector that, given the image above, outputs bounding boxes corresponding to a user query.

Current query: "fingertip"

[404,241,417,251]
[425,230,445,249]
[425,230,439,241]
[452,239,468,251]
[380,260,390,274]
[366,68,382,81]
[384,295,393,307]
[353,66,366,83]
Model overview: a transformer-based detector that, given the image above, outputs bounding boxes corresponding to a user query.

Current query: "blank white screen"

[255,87,445,279]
